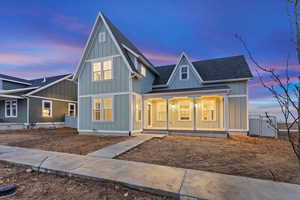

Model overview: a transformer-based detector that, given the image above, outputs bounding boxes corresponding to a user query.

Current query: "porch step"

[143,130,228,138]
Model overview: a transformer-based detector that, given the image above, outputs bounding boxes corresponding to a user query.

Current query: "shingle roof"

[102,13,159,76]
[153,55,253,85]
[147,85,230,94]
[0,73,71,89]
[0,74,32,85]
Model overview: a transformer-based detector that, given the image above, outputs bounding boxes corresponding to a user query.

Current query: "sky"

[0,0,299,120]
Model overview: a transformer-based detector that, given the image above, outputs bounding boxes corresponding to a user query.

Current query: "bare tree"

[236,0,300,165]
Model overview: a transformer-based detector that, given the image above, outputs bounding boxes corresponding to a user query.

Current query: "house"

[73,12,253,137]
[0,73,77,130]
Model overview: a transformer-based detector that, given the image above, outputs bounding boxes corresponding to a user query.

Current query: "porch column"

[193,97,196,131]
[166,98,169,130]
[224,95,229,131]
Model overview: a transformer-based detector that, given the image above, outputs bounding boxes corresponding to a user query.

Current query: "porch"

[136,87,230,135]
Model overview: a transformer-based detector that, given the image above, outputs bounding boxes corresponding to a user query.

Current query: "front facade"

[74,12,253,137]
[0,74,77,129]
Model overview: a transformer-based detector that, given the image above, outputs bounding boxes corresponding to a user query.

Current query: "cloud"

[144,52,178,63]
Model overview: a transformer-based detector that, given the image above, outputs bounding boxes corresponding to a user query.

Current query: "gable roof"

[153,55,253,85]
[74,12,159,80]
[0,74,72,95]
[102,14,159,76]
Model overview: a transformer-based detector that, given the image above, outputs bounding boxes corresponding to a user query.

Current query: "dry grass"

[0,161,172,200]
[0,128,129,155]
[118,135,300,184]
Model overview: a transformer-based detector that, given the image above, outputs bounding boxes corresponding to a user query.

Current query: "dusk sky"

[0,0,299,120]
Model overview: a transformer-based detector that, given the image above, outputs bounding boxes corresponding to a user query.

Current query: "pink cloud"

[249,76,299,88]
[144,52,178,63]
[0,53,45,66]
[51,13,89,34]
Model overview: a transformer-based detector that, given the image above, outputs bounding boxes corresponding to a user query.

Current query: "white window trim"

[179,65,189,80]
[156,101,167,121]
[42,100,53,118]
[201,99,217,121]
[92,96,114,122]
[178,101,192,121]
[98,32,106,43]
[68,103,76,116]
[5,100,18,118]
[91,59,113,82]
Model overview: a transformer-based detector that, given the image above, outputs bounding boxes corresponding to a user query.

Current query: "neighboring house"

[73,12,253,137]
[0,74,77,130]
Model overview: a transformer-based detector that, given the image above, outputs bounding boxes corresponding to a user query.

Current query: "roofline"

[144,88,231,97]
[122,44,159,76]
[0,87,39,94]
[73,12,136,80]
[202,78,252,84]
[0,78,32,86]
[25,74,73,96]
[0,94,25,99]
[166,52,203,86]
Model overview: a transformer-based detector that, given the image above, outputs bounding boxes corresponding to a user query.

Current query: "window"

[98,32,106,43]
[42,100,52,117]
[68,103,76,116]
[135,96,142,121]
[202,99,216,121]
[141,65,146,77]
[92,60,112,81]
[180,66,189,80]
[179,101,191,121]
[156,102,166,121]
[5,100,17,118]
[93,97,113,121]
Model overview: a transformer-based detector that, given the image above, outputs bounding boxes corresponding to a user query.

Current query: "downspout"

[26,97,30,129]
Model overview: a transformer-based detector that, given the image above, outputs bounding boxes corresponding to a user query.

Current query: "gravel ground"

[118,135,300,184]
[0,128,129,155]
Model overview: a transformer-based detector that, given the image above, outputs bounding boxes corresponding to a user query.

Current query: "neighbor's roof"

[0,74,32,85]
[153,55,253,85]
[0,74,72,94]
[102,13,159,76]
[147,85,231,94]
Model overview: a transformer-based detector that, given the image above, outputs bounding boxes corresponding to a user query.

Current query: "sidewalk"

[0,145,300,200]
[87,134,165,158]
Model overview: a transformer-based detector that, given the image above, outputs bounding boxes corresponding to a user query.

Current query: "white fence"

[249,114,278,138]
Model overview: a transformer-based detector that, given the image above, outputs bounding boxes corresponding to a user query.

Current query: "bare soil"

[118,135,300,184]
[0,128,129,155]
[0,161,172,200]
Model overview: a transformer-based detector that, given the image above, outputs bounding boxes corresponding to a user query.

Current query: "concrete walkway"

[0,145,300,200]
[87,134,165,158]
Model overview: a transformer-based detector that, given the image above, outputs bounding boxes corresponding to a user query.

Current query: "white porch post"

[166,98,169,130]
[224,95,229,131]
[193,97,196,131]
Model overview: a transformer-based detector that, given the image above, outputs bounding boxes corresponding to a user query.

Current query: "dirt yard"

[0,128,129,155]
[0,161,172,200]
[118,135,300,185]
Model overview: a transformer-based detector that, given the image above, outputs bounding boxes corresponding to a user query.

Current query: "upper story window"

[202,99,216,121]
[98,32,106,43]
[5,100,17,118]
[180,65,189,80]
[141,65,146,77]
[92,60,112,81]
[42,100,52,117]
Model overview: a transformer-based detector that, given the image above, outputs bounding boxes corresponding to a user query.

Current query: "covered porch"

[142,87,229,133]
